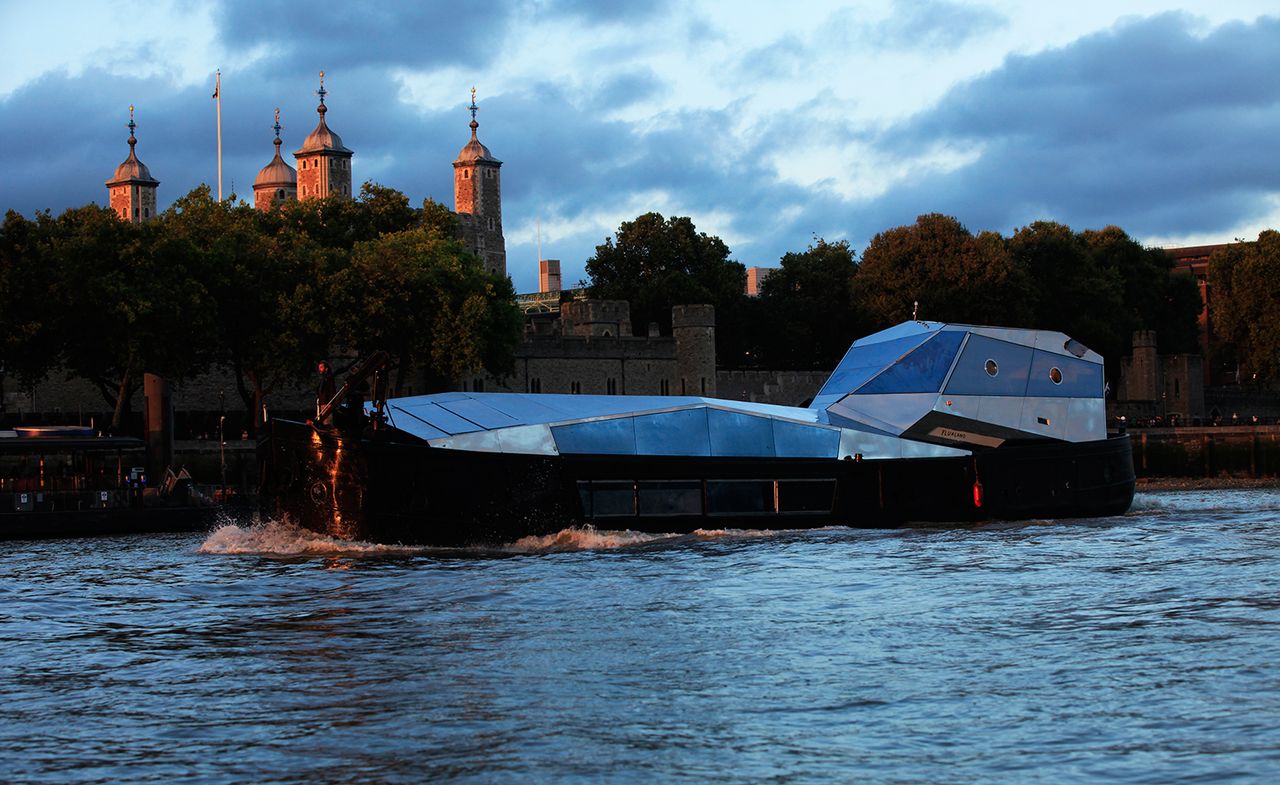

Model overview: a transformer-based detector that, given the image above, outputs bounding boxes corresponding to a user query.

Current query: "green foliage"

[1,182,521,431]
[329,226,522,393]
[755,238,862,369]
[855,213,1033,329]
[1006,220,1125,364]
[1210,230,1280,383]
[585,213,747,345]
[1081,226,1200,355]
[0,210,62,392]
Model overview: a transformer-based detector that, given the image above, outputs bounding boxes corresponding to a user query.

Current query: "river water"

[2,489,1279,784]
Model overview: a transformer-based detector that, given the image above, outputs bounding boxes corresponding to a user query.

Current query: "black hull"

[0,506,219,541]
[260,419,1136,546]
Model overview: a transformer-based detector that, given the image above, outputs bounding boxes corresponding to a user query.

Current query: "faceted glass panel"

[855,330,966,395]
[634,408,711,456]
[772,420,840,458]
[551,417,638,454]
[944,335,1035,397]
[707,409,775,456]
[1025,350,1104,398]
[816,332,936,398]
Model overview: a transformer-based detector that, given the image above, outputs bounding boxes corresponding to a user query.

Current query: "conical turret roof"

[454,89,500,165]
[106,108,159,187]
[256,115,297,188]
[294,74,352,156]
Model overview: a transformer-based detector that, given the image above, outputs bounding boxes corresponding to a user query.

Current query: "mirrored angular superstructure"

[260,322,1136,545]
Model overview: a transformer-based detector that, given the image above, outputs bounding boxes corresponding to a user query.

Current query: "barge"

[260,321,1136,545]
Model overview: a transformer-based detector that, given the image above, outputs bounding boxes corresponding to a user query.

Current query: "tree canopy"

[754,238,861,369]
[855,213,1033,329]
[0,183,522,433]
[586,212,746,342]
[1209,230,1280,384]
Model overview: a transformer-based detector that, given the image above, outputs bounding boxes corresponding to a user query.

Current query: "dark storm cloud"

[212,0,671,73]
[4,9,1278,293]
[212,1,520,71]
[0,63,464,217]
[589,70,666,111]
[862,12,1280,239]
[539,0,673,24]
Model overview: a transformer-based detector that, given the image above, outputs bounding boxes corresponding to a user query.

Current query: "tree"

[1006,220,1126,365]
[263,181,423,250]
[755,238,862,369]
[854,213,1033,330]
[585,213,747,354]
[1082,226,1200,355]
[1210,230,1280,384]
[0,211,64,405]
[328,226,522,393]
[162,186,327,435]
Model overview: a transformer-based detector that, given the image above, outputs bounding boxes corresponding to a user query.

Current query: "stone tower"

[253,109,298,211]
[105,105,159,224]
[453,88,506,278]
[673,304,717,397]
[294,71,353,200]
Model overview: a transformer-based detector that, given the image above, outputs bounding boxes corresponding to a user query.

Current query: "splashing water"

[501,525,673,553]
[197,518,426,556]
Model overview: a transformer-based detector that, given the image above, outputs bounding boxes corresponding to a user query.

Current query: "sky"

[1,0,1277,293]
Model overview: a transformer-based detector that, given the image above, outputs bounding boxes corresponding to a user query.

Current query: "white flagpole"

[214,70,223,201]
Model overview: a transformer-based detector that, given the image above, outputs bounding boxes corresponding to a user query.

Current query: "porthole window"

[1049,367,1063,384]
[985,359,999,377]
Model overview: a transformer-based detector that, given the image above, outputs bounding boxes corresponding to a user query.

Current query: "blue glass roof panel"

[436,398,523,429]
[772,420,840,458]
[816,332,937,398]
[388,401,485,435]
[551,417,638,454]
[707,408,776,456]
[855,329,965,395]
[634,408,711,456]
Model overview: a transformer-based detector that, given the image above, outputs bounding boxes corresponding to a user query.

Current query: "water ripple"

[1,489,1278,783]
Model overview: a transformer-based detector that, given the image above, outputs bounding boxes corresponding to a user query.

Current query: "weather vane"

[317,70,327,106]
[470,87,478,123]
[127,104,136,138]
[273,107,281,138]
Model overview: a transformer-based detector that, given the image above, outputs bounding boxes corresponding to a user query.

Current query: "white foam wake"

[501,525,671,553]
[197,519,425,556]
[498,524,803,553]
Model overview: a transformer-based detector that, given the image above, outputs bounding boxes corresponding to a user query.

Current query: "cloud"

[3,9,1278,294]
[212,1,521,72]
[861,0,1007,52]
[862,12,1280,239]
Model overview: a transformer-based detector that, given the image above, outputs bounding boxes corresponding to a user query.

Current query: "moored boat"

[260,321,1136,545]
[1,426,218,539]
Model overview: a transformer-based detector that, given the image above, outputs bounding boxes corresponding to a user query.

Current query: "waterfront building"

[105,106,159,224]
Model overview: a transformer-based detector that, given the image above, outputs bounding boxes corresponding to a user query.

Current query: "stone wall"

[715,370,829,406]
